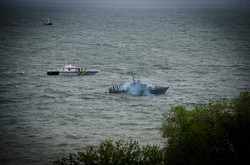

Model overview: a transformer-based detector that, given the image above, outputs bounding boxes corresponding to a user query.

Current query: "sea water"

[0,3,250,164]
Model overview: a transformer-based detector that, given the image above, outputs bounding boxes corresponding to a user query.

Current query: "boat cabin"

[62,64,84,72]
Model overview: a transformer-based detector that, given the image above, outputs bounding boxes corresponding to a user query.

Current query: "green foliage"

[53,139,163,165]
[162,91,250,165]
[54,92,250,165]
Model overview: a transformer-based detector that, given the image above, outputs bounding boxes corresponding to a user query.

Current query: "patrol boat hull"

[109,85,169,95]
[47,71,99,76]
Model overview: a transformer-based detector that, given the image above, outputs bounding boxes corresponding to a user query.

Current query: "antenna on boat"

[131,72,135,84]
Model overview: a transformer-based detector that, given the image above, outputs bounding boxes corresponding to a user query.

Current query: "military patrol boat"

[109,74,169,95]
[47,62,99,76]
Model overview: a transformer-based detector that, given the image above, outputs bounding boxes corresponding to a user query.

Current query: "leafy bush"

[53,139,163,165]
[161,91,250,165]
[54,92,250,165]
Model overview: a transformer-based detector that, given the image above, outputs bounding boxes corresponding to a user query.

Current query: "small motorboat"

[47,62,99,76]
[109,74,169,95]
[44,18,52,25]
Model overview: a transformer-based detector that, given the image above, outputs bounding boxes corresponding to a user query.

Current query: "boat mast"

[131,72,135,84]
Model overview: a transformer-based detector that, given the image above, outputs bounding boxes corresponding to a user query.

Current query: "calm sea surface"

[0,3,250,164]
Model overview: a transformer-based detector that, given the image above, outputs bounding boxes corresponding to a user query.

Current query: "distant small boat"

[44,18,52,25]
[47,61,99,76]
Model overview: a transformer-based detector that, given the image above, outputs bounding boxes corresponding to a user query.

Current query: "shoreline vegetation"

[53,91,250,165]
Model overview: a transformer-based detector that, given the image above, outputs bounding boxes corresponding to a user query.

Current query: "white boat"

[44,18,52,25]
[47,62,99,76]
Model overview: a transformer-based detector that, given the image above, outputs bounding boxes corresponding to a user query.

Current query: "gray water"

[0,3,250,164]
